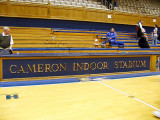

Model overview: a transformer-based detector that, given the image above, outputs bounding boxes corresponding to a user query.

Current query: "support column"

[0,58,3,81]
[150,55,157,71]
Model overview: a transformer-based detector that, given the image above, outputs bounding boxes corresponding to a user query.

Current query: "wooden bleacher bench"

[0,26,160,54]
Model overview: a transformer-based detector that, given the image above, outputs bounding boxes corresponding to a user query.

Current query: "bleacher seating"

[0,26,160,54]
[7,0,160,16]
[115,0,160,16]
[9,0,109,10]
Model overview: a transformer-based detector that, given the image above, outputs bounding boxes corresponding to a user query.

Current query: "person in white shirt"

[152,24,158,45]
[137,20,143,30]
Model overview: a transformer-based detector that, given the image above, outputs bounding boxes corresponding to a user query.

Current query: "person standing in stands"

[152,24,158,45]
[101,28,124,48]
[0,27,14,54]
[136,20,145,38]
[107,0,112,9]
[113,0,119,7]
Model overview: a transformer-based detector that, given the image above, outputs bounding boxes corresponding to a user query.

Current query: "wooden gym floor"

[0,75,160,120]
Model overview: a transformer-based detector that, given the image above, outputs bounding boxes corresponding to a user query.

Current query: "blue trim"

[1,72,160,87]
[52,28,96,31]
[117,38,140,40]
[1,52,160,58]
[124,45,160,47]
[12,48,160,51]
[53,30,106,34]
[0,78,80,87]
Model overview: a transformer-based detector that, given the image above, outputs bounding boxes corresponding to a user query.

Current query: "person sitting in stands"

[136,20,145,38]
[0,26,14,55]
[138,33,150,48]
[102,28,124,48]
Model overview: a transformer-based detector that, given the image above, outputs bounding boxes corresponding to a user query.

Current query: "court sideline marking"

[98,80,160,111]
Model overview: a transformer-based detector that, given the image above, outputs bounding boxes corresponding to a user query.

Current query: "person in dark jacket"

[138,33,150,48]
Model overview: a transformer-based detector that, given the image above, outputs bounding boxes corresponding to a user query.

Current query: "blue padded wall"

[0,16,154,33]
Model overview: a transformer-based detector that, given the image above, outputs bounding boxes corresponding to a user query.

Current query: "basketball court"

[0,0,160,119]
[0,73,160,120]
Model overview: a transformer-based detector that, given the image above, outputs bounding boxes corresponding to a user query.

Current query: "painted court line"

[92,74,160,81]
[98,80,160,111]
